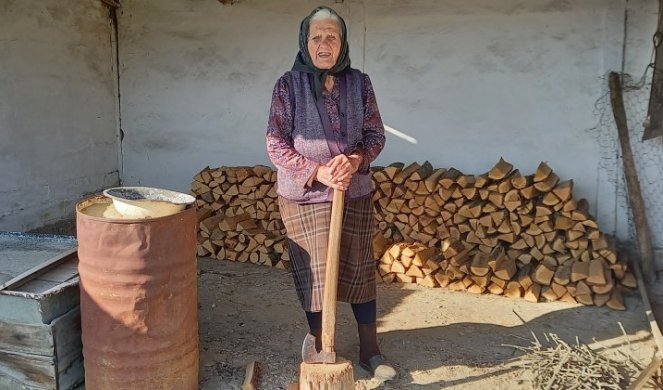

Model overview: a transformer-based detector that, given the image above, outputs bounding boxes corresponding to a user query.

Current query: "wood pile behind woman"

[372,159,635,309]
[192,165,290,269]
[191,158,636,309]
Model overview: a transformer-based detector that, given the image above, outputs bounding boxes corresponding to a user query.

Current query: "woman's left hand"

[326,153,363,183]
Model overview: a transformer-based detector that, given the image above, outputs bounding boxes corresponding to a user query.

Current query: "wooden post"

[632,261,663,356]
[609,72,656,283]
[627,355,662,390]
[643,0,663,140]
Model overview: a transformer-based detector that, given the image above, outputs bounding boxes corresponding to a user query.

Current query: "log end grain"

[299,357,355,390]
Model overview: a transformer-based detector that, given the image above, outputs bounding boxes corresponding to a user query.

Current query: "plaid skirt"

[278,195,376,312]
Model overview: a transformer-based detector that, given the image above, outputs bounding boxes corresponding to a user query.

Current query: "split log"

[575,281,594,305]
[524,284,542,303]
[470,252,490,276]
[534,162,552,182]
[505,281,524,298]
[488,158,514,180]
[533,263,555,286]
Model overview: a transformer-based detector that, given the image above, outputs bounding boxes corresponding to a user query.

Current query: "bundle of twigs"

[507,332,640,389]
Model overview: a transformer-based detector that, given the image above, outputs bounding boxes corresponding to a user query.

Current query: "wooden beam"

[0,249,77,291]
[628,355,662,390]
[633,261,663,358]
[643,0,663,140]
[609,72,655,283]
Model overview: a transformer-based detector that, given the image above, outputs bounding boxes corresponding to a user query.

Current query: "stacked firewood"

[377,242,441,287]
[192,165,290,269]
[373,159,636,308]
[191,159,636,309]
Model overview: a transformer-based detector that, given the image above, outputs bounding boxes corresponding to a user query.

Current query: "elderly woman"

[266,6,396,381]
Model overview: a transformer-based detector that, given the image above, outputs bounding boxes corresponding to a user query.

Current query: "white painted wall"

[117,1,364,188]
[618,0,663,250]
[1,0,657,247]
[0,0,120,231]
[114,0,658,246]
[363,0,622,225]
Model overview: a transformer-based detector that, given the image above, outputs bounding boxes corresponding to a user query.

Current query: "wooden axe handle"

[321,188,345,356]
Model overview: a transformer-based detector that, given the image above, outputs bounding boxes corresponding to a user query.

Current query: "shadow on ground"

[197,258,654,390]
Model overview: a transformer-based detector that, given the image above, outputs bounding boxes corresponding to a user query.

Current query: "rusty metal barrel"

[76,195,199,389]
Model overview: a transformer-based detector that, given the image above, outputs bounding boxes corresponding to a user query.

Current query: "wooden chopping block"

[299,357,354,390]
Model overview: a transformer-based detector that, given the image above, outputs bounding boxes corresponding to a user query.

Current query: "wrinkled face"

[307,19,341,69]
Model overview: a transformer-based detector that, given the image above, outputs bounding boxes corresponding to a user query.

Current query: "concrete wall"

[363,0,624,234]
[0,0,119,231]
[119,0,660,245]
[0,0,657,248]
[619,0,663,250]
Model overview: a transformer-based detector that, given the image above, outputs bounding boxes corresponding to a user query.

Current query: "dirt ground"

[196,257,657,390]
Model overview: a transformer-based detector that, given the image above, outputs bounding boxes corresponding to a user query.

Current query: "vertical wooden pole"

[609,72,656,283]
[643,0,663,140]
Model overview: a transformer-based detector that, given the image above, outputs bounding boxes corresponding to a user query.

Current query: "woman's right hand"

[315,165,350,191]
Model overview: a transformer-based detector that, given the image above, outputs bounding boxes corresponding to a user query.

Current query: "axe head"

[301,333,336,364]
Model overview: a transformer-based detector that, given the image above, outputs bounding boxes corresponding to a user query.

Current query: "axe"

[301,188,345,364]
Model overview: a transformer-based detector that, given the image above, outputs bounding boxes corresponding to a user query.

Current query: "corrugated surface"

[76,196,198,389]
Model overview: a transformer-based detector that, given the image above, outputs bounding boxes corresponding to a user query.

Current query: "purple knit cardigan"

[266,68,385,203]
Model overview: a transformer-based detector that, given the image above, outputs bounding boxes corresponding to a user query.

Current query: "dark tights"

[305,300,380,363]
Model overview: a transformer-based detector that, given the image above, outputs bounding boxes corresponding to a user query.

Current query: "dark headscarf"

[292,6,351,100]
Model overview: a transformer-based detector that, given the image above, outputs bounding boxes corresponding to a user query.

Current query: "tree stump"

[299,357,354,390]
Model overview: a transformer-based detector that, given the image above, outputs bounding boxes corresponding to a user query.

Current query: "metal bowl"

[102,186,196,219]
